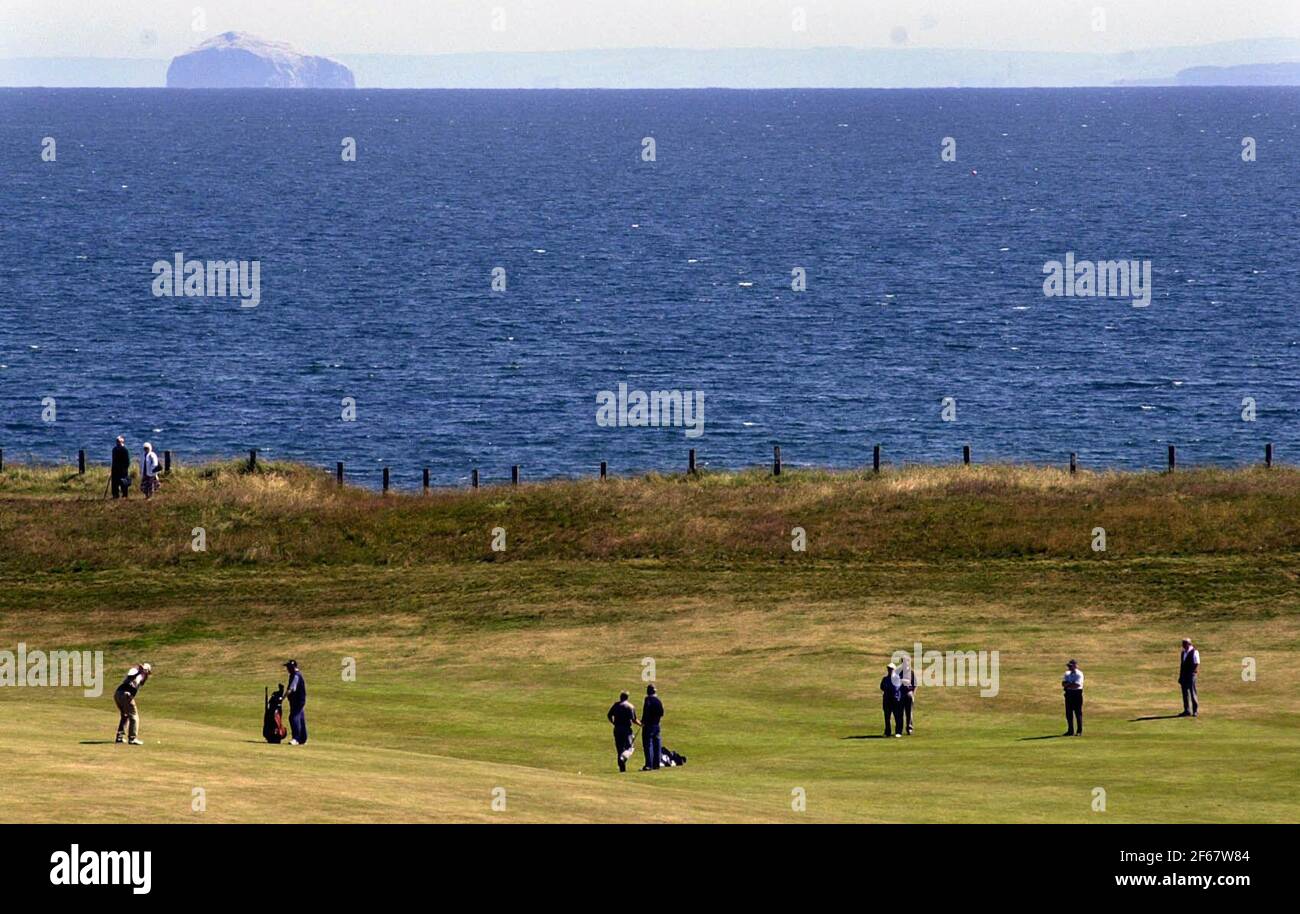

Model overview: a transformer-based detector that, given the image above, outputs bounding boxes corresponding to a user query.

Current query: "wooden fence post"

[600,461,607,480]
[511,465,520,486]
[963,444,971,465]
[423,467,430,492]
[336,461,344,485]
[248,449,257,471]
[873,444,880,474]
[1167,445,1176,472]
[382,467,390,493]
[78,449,86,474]
[688,448,697,475]
[1069,452,1077,475]
[773,445,782,476]
[471,468,479,488]
[164,450,172,474]
[1265,443,1273,468]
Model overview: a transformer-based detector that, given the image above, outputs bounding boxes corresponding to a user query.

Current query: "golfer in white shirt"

[1179,638,1200,717]
[1061,659,1084,736]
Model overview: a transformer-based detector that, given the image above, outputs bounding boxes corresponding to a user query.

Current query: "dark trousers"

[901,693,914,733]
[1064,690,1083,734]
[111,476,129,498]
[614,728,634,771]
[883,701,903,736]
[642,726,661,769]
[1181,678,1198,715]
[289,706,307,744]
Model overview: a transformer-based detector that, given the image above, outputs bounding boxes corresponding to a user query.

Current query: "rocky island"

[167,32,355,88]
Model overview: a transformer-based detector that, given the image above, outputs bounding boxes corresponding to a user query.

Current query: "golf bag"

[263,684,287,743]
[659,745,687,767]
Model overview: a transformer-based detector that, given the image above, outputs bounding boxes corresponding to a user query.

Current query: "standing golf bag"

[264,684,287,743]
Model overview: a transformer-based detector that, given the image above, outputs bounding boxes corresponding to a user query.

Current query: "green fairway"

[2,461,1298,822]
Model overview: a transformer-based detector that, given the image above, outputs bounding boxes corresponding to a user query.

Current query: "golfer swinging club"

[114,662,153,745]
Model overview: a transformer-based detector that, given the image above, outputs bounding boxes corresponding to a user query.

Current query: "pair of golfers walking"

[606,684,664,771]
[107,435,162,499]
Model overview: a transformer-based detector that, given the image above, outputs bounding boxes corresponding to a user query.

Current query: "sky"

[2,0,1299,59]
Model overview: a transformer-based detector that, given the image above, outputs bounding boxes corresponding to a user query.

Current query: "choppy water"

[2,88,1297,487]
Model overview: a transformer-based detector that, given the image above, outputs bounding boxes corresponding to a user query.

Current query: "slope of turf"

[2,462,1297,822]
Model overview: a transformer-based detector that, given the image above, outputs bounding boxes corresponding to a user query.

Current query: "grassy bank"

[5,459,1300,567]
[2,461,1298,822]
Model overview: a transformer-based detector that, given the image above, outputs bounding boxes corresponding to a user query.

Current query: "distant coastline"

[3,37,1299,89]
[1116,61,1300,86]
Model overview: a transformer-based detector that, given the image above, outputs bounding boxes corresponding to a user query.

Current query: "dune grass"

[1,461,1298,823]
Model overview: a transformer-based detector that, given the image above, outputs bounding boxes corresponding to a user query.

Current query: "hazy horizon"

[5,2,1300,89]
[8,37,1300,61]
[4,0,1300,60]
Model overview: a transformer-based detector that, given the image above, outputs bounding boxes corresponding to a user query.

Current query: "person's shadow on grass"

[1129,714,1184,722]
[79,740,118,745]
[1018,734,1071,740]
[841,734,892,740]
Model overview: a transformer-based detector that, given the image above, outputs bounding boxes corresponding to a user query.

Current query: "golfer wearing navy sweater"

[640,684,664,771]
[881,663,904,737]
[284,660,308,745]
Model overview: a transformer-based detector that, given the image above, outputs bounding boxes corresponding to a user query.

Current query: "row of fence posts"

[14,448,179,476]
[318,442,1279,493]
[757,441,1273,478]
[0,443,1279,488]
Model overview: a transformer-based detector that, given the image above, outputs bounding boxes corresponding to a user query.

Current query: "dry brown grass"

[3,461,1300,575]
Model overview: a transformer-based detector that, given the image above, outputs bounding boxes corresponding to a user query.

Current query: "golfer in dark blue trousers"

[640,684,664,770]
[881,663,904,737]
[284,659,308,745]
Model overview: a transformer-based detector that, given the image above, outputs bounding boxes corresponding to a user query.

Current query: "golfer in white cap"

[1061,659,1084,736]
[140,442,161,499]
[114,662,153,745]
[881,662,904,737]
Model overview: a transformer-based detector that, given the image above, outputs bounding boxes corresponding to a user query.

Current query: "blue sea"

[2,88,1297,487]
